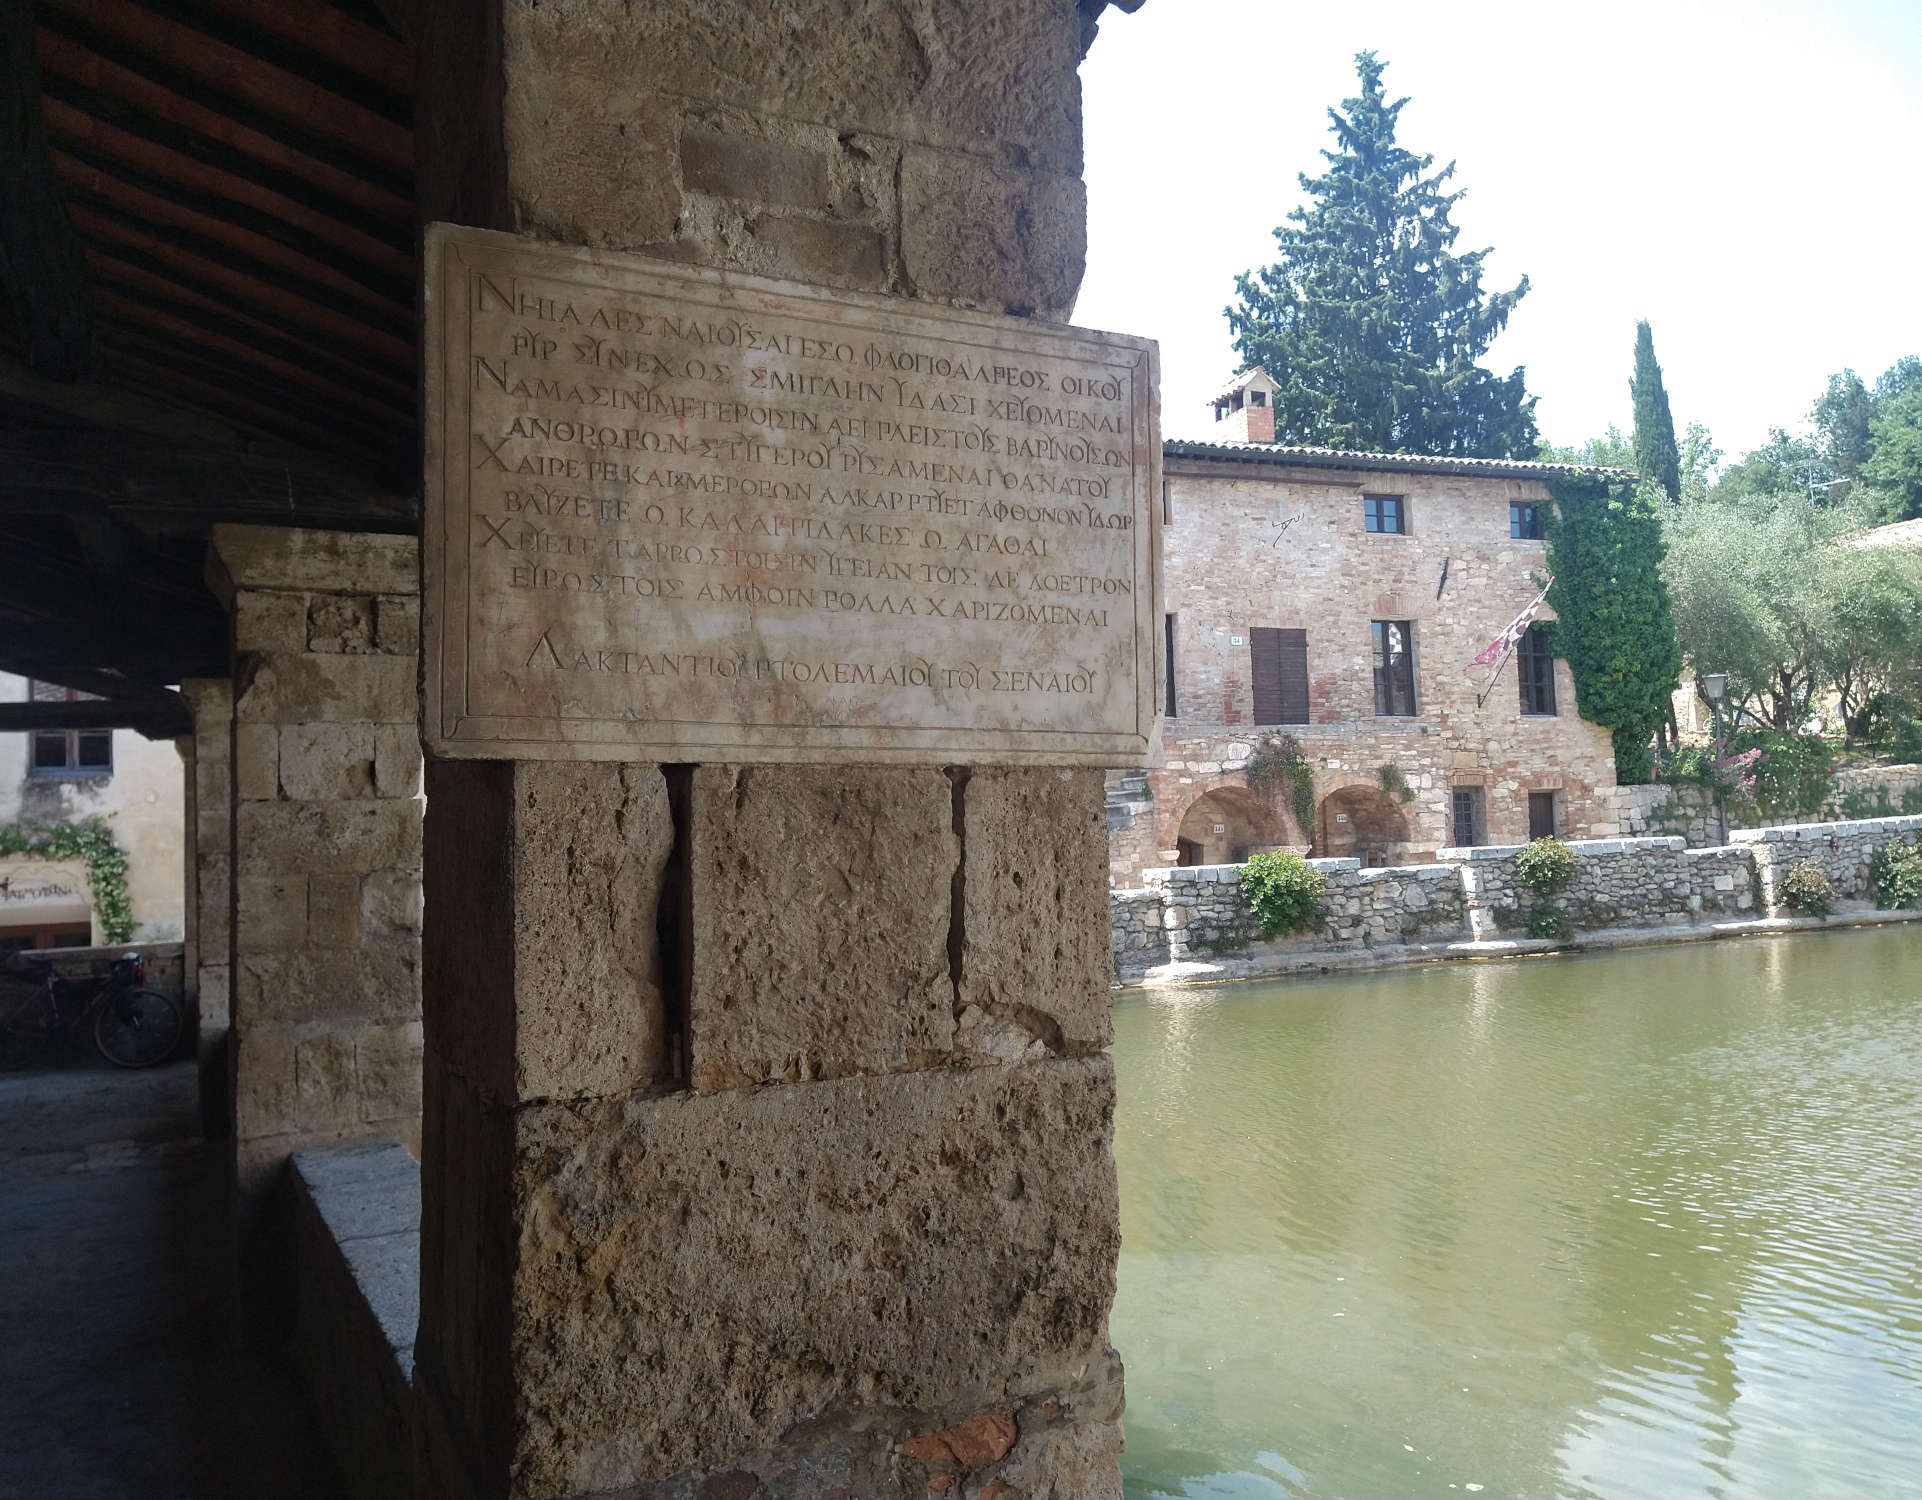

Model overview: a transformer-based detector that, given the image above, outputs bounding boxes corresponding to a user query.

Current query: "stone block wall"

[1735,817,1922,908]
[1119,856,1467,965]
[1111,816,1922,976]
[1824,764,1922,820]
[208,524,424,1325]
[407,5,1134,1494]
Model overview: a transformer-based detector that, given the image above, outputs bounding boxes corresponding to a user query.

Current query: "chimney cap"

[1208,366,1281,405]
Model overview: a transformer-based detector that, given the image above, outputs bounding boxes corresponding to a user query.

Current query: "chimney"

[1208,367,1278,443]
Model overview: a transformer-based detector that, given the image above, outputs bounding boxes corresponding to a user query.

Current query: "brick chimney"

[1208,366,1280,443]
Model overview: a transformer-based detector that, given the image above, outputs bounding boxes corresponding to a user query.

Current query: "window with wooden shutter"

[1249,628,1309,725]
[1518,625,1557,715]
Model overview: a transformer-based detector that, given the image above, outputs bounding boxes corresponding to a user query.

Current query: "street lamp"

[1702,672,1729,846]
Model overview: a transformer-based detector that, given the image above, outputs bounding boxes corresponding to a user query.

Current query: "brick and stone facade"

[1110,443,1625,884]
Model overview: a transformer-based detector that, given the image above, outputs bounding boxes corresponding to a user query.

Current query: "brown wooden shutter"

[1250,628,1308,725]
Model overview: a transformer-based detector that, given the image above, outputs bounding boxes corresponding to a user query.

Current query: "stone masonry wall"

[410,5,1133,1496]
[1111,816,1921,976]
[210,524,424,1332]
[1142,458,1622,876]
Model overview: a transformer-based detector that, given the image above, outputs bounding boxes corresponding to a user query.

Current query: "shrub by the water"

[1241,850,1326,938]
[1779,860,1836,917]
[1515,835,1577,941]
[1869,840,1921,910]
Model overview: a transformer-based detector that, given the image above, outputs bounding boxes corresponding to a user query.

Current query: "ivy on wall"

[0,816,134,945]
[1542,474,1683,784]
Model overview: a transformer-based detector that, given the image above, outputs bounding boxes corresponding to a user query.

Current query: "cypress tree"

[1629,321,1681,500]
[1225,52,1536,459]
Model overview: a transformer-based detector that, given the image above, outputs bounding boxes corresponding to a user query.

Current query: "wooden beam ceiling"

[1,0,418,687]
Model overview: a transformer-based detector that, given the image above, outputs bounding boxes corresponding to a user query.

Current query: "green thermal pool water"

[1112,926,1922,1500]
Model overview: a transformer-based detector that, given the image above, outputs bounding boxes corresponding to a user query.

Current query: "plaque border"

[422,222,1162,767]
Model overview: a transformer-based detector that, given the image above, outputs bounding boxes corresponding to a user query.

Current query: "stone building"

[1109,368,1625,884]
[0,671,183,948]
[0,3,1144,1496]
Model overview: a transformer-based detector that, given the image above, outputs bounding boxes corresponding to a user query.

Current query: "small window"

[1364,495,1406,534]
[1528,790,1559,840]
[1451,787,1485,848]
[1510,502,1543,540]
[1249,391,1266,407]
[1371,620,1417,716]
[1518,625,1557,716]
[24,682,112,779]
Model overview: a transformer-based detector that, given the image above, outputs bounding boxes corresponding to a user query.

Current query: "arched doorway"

[1316,784,1413,866]
[1174,785,1295,867]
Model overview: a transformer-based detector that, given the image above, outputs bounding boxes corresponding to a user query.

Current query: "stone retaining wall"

[1111,815,1921,976]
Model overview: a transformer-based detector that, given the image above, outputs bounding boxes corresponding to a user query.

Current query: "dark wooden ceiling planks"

[1,0,418,700]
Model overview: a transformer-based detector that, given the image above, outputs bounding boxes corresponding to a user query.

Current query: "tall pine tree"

[1629,321,1681,500]
[1225,52,1536,458]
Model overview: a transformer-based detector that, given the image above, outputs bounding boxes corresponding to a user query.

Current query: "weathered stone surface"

[278,722,376,801]
[687,765,955,1091]
[307,872,362,949]
[296,1030,359,1129]
[961,768,1113,1055]
[233,722,279,801]
[510,763,676,1101]
[233,590,309,652]
[501,14,681,246]
[500,1057,1120,1494]
[234,651,417,726]
[236,941,421,1026]
[681,130,830,208]
[420,225,1158,768]
[235,800,422,877]
[235,874,306,954]
[372,724,421,798]
[210,524,418,601]
[357,1021,425,1123]
[900,150,1085,319]
[306,594,377,653]
[232,1026,296,1141]
[744,210,886,288]
[375,594,419,655]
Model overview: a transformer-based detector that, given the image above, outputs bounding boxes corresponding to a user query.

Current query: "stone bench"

[290,1139,420,1499]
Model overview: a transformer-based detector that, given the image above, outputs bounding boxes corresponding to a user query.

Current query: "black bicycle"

[0,949,184,1069]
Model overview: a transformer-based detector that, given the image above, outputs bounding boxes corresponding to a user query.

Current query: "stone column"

[412,3,1128,1495]
[180,676,234,1135]
[208,525,425,1334]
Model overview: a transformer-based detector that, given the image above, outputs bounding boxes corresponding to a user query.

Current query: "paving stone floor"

[0,1051,343,1498]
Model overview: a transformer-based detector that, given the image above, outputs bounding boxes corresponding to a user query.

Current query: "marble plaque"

[422,224,1160,766]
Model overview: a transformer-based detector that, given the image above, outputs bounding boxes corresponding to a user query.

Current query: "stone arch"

[1172,783,1295,867]
[1316,781,1414,866]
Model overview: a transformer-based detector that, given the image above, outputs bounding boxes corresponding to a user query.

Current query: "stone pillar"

[180,676,234,1135]
[208,525,425,1334]
[412,2,1128,1495]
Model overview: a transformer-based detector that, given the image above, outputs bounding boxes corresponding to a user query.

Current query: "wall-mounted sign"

[422,224,1162,767]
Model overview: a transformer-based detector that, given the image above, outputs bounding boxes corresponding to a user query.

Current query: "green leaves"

[0,816,134,945]
[1631,322,1681,502]
[1225,52,1537,459]
[1544,476,1683,782]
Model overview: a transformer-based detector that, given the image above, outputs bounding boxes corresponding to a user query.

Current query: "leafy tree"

[1663,493,1920,732]
[1542,475,1683,782]
[1814,369,1875,479]
[1678,421,1722,504]
[1225,52,1536,458]
[1630,321,1681,500]
[1863,357,1921,522]
[1710,426,1830,504]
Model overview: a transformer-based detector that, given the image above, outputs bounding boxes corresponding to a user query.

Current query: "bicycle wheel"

[92,987,184,1069]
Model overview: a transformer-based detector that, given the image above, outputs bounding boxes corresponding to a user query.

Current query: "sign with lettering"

[422,224,1159,766]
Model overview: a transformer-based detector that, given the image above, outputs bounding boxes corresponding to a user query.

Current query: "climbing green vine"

[0,816,133,944]
[1245,734,1317,838]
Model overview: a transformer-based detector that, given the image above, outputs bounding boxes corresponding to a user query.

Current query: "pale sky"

[1076,0,1922,459]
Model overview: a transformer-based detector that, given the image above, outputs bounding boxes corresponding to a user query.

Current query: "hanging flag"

[1467,576,1554,677]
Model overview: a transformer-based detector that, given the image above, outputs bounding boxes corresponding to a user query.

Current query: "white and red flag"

[1467,576,1554,677]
